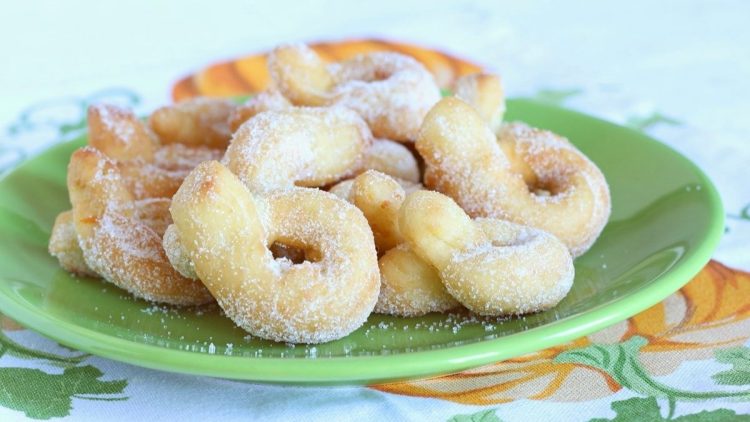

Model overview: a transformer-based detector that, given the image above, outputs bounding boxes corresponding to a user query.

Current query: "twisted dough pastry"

[50,102,223,280]
[149,97,236,150]
[163,105,373,278]
[170,161,379,343]
[223,107,371,193]
[399,190,574,315]
[49,211,97,277]
[67,147,213,305]
[419,97,611,256]
[229,91,421,183]
[453,73,505,132]
[332,170,459,316]
[89,103,222,199]
[268,43,441,142]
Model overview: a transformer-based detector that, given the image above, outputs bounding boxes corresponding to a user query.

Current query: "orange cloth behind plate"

[172,39,482,101]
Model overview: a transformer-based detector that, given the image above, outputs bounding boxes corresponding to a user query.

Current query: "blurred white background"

[3,0,748,120]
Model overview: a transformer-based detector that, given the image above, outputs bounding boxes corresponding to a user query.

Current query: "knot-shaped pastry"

[222,107,371,193]
[228,93,421,183]
[149,97,236,150]
[66,147,213,305]
[170,161,379,343]
[399,190,575,315]
[50,102,225,280]
[88,103,223,199]
[331,170,459,316]
[418,97,611,256]
[453,73,506,132]
[268,43,441,142]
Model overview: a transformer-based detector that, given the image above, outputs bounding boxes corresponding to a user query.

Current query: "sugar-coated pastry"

[335,170,459,316]
[269,43,441,142]
[67,147,213,305]
[418,97,610,256]
[170,161,380,343]
[453,72,505,132]
[223,107,371,193]
[149,97,236,149]
[399,190,574,315]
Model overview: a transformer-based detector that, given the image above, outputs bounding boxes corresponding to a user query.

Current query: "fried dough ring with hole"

[454,73,505,132]
[222,107,371,193]
[268,44,441,142]
[334,170,459,316]
[164,105,372,278]
[170,161,379,343]
[149,97,236,149]
[418,97,611,256]
[67,147,213,305]
[399,190,574,315]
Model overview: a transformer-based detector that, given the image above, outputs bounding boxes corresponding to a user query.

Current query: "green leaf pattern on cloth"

[625,112,682,131]
[712,347,750,386]
[588,396,750,422]
[447,408,504,422]
[555,336,750,401]
[0,366,126,420]
[1,317,128,419]
[0,331,86,366]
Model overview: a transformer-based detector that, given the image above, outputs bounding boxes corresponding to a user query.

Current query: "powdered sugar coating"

[67,147,213,305]
[153,143,222,172]
[443,218,574,315]
[228,90,293,132]
[329,52,442,142]
[334,171,458,316]
[49,210,97,277]
[354,138,421,183]
[267,43,334,106]
[223,107,371,193]
[268,44,441,142]
[88,103,155,161]
[149,97,235,149]
[453,73,506,132]
[170,161,379,343]
[163,224,198,280]
[399,190,574,316]
[418,97,611,256]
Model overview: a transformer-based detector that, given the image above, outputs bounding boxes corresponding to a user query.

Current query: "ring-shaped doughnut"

[418,97,610,256]
[229,90,420,183]
[268,44,441,142]
[170,160,379,343]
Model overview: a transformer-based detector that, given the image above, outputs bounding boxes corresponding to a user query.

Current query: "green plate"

[0,99,723,385]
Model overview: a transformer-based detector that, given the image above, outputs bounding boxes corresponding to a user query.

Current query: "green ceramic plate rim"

[0,99,725,385]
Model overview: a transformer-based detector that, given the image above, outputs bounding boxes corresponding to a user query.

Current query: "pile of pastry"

[50,43,610,343]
